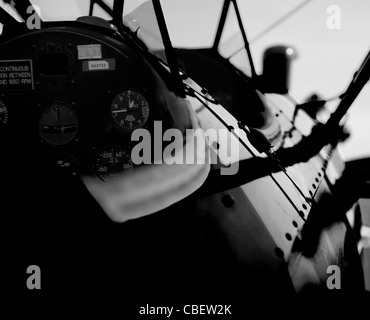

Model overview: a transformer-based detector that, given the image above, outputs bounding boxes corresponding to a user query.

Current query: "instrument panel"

[0,24,161,181]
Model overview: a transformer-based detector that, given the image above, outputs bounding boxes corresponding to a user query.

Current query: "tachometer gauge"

[0,99,8,125]
[39,102,78,145]
[110,89,149,132]
[94,146,133,181]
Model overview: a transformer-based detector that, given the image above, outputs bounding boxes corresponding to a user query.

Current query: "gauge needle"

[56,107,61,124]
[129,100,135,109]
[112,109,128,113]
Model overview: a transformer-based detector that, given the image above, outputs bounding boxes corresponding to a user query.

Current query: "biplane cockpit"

[1,0,369,313]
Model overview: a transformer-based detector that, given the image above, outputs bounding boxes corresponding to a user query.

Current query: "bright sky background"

[238,0,370,161]
[2,0,370,160]
[160,0,370,161]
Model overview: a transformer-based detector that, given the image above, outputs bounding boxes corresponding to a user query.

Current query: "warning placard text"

[0,60,34,91]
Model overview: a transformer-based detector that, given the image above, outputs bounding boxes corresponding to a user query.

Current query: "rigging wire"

[186,85,310,219]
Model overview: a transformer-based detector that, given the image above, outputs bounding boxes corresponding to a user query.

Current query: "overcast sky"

[239,0,370,161]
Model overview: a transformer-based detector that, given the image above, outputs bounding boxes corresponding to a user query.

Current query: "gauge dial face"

[110,89,149,132]
[94,146,133,181]
[0,99,8,125]
[39,102,78,146]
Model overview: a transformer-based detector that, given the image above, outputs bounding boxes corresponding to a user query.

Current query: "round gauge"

[39,102,78,146]
[54,153,79,175]
[110,89,149,132]
[0,99,8,125]
[94,146,133,181]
